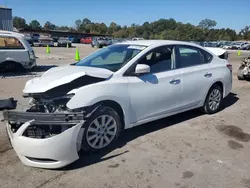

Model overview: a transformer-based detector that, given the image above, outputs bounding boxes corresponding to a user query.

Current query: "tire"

[0,61,23,72]
[81,106,122,152]
[237,65,245,80]
[202,84,223,114]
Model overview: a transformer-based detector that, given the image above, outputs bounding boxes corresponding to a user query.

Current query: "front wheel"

[237,65,245,80]
[202,85,223,114]
[81,106,122,152]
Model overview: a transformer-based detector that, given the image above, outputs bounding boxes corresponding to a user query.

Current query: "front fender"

[66,82,132,128]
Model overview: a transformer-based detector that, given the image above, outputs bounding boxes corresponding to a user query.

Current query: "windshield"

[75,44,147,71]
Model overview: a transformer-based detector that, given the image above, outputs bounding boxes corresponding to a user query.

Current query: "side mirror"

[135,64,150,74]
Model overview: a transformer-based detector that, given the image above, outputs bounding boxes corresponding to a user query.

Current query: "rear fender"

[200,79,225,107]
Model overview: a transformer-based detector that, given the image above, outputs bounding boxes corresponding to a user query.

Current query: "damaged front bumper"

[3,111,85,169]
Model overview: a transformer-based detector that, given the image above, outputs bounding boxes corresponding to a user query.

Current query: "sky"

[0,0,249,32]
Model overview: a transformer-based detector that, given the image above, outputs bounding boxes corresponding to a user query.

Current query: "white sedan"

[3,40,232,169]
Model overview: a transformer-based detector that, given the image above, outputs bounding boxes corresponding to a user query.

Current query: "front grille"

[23,124,63,139]
[9,122,21,133]
[4,111,84,138]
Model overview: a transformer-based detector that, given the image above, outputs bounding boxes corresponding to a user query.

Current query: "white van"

[0,30,36,71]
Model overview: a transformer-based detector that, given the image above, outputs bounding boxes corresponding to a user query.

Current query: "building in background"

[0,6,13,31]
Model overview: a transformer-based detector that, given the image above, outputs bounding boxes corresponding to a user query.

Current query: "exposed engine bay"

[4,73,106,139]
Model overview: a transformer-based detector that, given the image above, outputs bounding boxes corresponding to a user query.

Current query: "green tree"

[75,19,81,31]
[198,19,217,30]
[108,22,119,34]
[14,15,244,41]
[82,18,91,25]
[239,26,250,40]
[44,21,56,30]
[29,20,41,30]
[13,16,28,29]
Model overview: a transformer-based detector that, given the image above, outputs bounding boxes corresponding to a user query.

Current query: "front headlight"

[48,93,75,112]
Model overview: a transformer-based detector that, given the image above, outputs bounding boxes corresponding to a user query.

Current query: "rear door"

[0,36,29,65]
[175,45,213,108]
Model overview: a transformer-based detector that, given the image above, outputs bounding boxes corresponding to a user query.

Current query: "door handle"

[204,73,212,78]
[169,79,181,85]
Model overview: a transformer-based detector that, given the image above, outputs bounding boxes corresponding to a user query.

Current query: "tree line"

[13,16,250,41]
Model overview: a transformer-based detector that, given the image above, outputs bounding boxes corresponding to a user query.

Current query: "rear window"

[0,36,25,49]
[177,46,212,68]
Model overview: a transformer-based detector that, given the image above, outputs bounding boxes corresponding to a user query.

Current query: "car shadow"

[219,92,239,111]
[61,92,238,171]
[0,65,57,78]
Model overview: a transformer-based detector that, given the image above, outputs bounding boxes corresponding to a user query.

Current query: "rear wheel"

[0,61,23,72]
[202,84,223,114]
[237,65,245,80]
[81,106,122,152]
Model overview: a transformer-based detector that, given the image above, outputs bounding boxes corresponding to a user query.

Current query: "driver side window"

[137,46,174,73]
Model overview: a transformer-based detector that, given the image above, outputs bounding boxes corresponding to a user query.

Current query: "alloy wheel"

[86,115,117,149]
[208,88,221,111]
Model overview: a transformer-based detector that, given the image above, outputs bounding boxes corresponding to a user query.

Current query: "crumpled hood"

[23,66,113,93]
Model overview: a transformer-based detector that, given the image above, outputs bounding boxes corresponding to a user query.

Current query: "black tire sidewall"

[81,106,122,152]
[0,61,23,72]
[203,85,223,114]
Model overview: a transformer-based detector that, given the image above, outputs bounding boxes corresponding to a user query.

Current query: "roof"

[118,40,227,56]
[0,30,24,38]
[120,40,200,47]
[0,6,12,10]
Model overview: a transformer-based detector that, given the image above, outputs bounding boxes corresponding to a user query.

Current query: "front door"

[127,46,183,124]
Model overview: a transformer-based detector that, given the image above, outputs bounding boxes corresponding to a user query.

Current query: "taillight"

[227,64,232,72]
